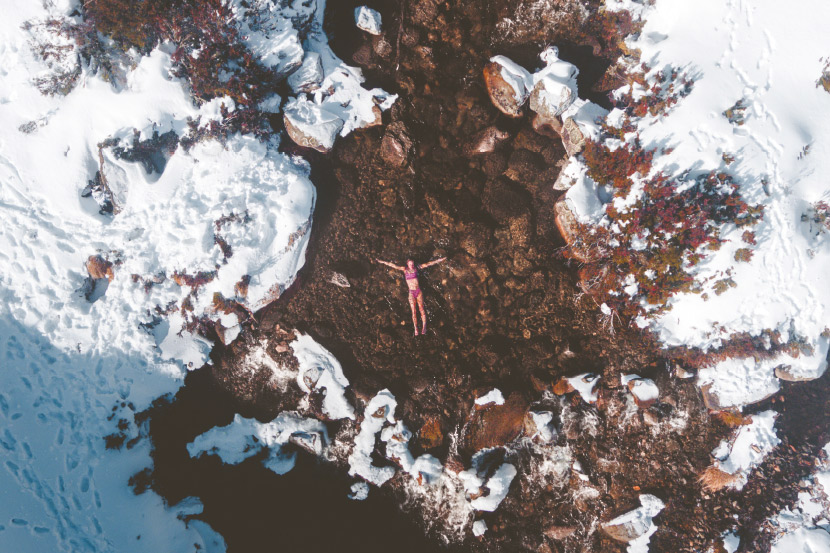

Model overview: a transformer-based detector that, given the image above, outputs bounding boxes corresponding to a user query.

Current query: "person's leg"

[417,294,427,333]
[409,293,419,336]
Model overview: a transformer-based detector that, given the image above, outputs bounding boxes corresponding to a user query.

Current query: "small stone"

[380,122,413,167]
[86,255,114,281]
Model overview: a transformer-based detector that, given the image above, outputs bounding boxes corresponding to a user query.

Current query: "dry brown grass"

[714,409,752,428]
[699,465,741,492]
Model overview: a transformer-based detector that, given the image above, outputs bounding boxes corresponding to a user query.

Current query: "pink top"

[405,269,418,281]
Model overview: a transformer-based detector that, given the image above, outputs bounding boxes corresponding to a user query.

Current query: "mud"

[141,1,830,552]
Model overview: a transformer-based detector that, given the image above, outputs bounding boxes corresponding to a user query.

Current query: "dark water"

[148,368,455,553]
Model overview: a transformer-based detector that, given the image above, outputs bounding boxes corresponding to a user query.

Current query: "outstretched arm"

[419,257,447,269]
[375,259,405,271]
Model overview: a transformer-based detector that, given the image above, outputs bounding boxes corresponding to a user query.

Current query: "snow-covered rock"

[283,95,346,152]
[567,373,600,403]
[188,412,329,475]
[291,332,355,420]
[475,388,505,406]
[483,56,533,117]
[287,51,324,93]
[622,375,659,408]
[601,494,665,545]
[354,6,382,35]
[529,47,578,122]
[709,411,780,490]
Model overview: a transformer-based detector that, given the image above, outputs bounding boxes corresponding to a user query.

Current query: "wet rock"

[86,255,114,281]
[483,57,531,118]
[352,43,374,67]
[482,178,529,223]
[461,393,530,454]
[508,214,533,249]
[283,97,345,153]
[417,416,444,449]
[460,223,492,258]
[465,126,510,156]
[544,525,577,540]
[411,0,443,29]
[354,6,382,35]
[287,51,323,94]
[380,121,413,167]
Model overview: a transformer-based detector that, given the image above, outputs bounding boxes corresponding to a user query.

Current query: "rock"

[86,255,114,281]
[483,57,532,117]
[252,28,304,79]
[482,179,528,223]
[775,363,826,382]
[380,121,413,167]
[700,383,722,410]
[418,416,444,449]
[283,97,345,153]
[544,525,577,540]
[354,6,382,35]
[461,393,529,454]
[625,377,659,408]
[560,116,586,156]
[552,377,575,395]
[601,494,665,543]
[287,51,323,94]
[528,47,578,126]
[374,36,393,58]
[465,126,510,156]
[504,149,545,184]
[531,113,562,138]
[554,198,594,263]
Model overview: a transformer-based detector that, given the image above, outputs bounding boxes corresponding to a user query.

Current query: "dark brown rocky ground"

[140,1,830,552]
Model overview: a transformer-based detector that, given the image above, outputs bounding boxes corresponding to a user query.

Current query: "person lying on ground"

[374,256,447,336]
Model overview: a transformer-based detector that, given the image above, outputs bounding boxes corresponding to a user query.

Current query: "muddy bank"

[140,1,830,552]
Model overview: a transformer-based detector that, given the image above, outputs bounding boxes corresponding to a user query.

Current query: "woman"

[375,256,447,336]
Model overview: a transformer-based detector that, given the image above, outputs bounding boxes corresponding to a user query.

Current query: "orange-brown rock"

[483,61,528,118]
[86,255,114,281]
[417,416,444,449]
[461,393,530,454]
[552,377,575,396]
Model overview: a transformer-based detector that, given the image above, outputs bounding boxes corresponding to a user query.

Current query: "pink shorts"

[410,288,421,299]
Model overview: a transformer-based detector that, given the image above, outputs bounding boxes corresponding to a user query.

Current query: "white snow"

[771,528,830,553]
[567,373,600,403]
[354,6,383,35]
[722,531,740,553]
[0,0,383,547]
[188,412,329,475]
[348,481,370,501]
[291,333,355,420]
[711,410,780,489]
[472,519,487,537]
[475,388,505,406]
[622,375,659,404]
[581,0,830,408]
[348,390,399,485]
[605,494,665,553]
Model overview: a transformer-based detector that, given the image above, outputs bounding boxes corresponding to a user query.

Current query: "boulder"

[283,97,345,153]
[380,122,413,167]
[528,46,578,124]
[461,393,530,454]
[354,6,382,35]
[287,51,323,94]
[483,56,532,117]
